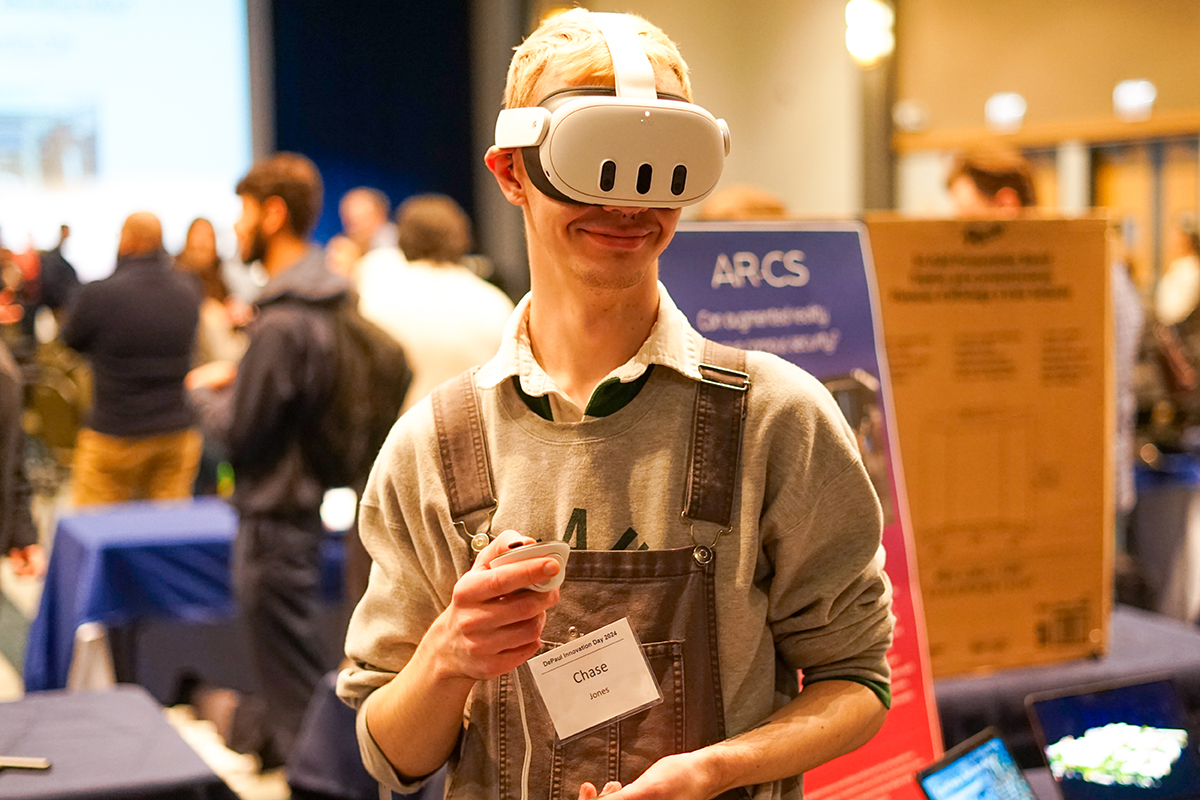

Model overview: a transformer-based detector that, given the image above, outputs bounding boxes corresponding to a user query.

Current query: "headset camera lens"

[599,160,617,192]
[671,165,687,196]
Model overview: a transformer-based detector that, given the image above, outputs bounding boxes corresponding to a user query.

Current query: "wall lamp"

[845,0,895,67]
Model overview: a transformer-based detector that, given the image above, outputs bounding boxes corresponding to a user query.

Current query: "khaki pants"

[72,428,203,507]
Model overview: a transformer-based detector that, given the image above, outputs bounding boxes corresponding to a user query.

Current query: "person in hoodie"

[63,212,202,506]
[187,152,345,767]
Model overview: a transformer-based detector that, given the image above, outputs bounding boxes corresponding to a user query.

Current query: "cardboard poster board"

[660,222,940,800]
[865,215,1113,678]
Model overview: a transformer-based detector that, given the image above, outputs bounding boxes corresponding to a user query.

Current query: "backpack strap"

[431,370,497,553]
[683,340,750,541]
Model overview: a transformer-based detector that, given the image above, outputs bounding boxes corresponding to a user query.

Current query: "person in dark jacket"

[187,152,343,768]
[37,224,81,317]
[63,212,202,506]
[0,339,43,577]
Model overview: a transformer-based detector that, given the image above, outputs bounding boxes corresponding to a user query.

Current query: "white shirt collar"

[476,282,705,421]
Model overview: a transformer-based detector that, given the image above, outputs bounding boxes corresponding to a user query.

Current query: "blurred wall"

[891,0,1200,279]
[272,0,474,244]
[896,0,1200,135]
[267,0,870,290]
[522,0,866,218]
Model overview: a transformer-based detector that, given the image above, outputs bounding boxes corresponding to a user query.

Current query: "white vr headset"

[494,12,731,208]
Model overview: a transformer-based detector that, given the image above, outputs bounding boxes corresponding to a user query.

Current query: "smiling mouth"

[580,227,653,249]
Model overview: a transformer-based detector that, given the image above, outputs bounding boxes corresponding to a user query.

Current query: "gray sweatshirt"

[339,295,894,799]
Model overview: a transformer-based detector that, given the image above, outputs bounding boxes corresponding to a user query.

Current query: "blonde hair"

[504,8,692,109]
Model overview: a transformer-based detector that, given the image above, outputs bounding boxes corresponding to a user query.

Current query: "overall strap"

[683,340,750,532]
[431,341,750,550]
[431,370,497,552]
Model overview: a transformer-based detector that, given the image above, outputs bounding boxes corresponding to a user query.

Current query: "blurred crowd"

[0,155,521,773]
[5,151,1195,577]
[0,174,513,614]
[0,145,1195,777]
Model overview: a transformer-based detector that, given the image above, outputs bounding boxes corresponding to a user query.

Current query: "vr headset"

[494,12,731,208]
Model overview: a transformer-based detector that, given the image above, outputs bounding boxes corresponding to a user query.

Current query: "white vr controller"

[490,540,571,592]
[494,12,730,208]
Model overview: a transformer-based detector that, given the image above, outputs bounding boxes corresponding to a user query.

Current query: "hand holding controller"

[490,540,570,592]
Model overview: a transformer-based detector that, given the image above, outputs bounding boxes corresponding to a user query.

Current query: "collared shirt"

[476,282,705,423]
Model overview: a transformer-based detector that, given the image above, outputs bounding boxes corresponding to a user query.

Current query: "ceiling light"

[984,92,1026,133]
[1113,80,1156,122]
[845,0,895,67]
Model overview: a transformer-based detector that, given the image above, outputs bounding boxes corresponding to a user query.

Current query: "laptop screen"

[1026,678,1200,799]
[917,728,1039,800]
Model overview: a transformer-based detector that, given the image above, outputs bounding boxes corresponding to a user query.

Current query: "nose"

[600,205,648,218]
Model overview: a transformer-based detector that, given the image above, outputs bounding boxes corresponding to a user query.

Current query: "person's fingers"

[455,560,560,607]
[577,782,599,800]
[600,781,623,795]
[484,557,561,595]
[466,638,545,679]
[471,529,536,569]
[466,531,564,598]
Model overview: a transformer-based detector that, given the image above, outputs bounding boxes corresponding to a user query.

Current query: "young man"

[188,153,345,766]
[339,10,893,799]
[945,149,1037,216]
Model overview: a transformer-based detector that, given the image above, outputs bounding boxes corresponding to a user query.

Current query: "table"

[1132,455,1200,622]
[287,672,448,800]
[935,604,1200,769]
[0,684,237,799]
[24,498,344,697]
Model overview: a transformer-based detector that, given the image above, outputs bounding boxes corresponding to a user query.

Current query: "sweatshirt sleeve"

[752,362,895,688]
[771,461,894,685]
[337,401,467,792]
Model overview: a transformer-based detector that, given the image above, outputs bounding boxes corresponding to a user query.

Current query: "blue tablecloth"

[1135,453,1200,491]
[1132,455,1200,621]
[24,498,343,693]
[0,684,236,799]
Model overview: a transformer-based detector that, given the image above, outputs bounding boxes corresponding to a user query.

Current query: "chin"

[572,262,656,292]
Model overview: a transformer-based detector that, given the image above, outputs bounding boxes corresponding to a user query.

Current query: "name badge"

[525,617,663,741]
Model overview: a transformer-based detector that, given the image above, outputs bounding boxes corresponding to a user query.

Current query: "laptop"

[1026,676,1200,799]
[917,727,1039,800]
